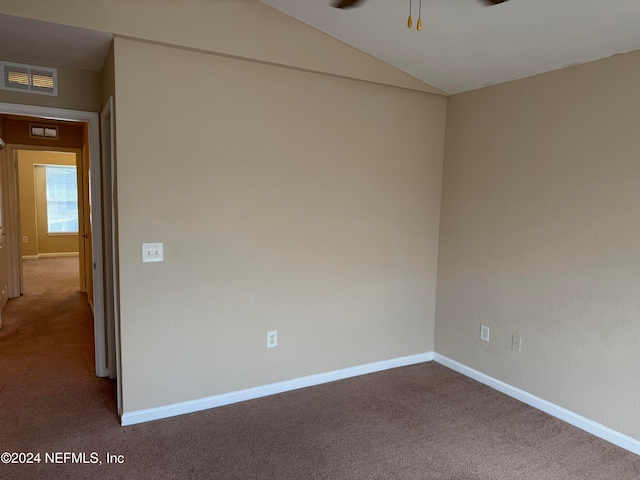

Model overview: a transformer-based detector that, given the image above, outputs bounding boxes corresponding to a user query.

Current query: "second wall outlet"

[22,236,28,243]
[480,325,490,342]
[512,335,522,352]
[267,330,277,349]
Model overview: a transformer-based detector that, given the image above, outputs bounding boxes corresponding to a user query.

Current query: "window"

[45,166,78,233]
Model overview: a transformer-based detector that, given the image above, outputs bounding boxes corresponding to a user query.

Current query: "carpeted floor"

[1,257,639,479]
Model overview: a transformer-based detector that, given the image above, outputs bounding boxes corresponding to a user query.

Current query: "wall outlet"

[480,325,490,342]
[267,330,277,349]
[22,236,28,243]
[512,335,522,352]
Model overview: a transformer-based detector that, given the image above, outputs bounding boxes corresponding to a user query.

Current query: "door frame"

[0,137,6,328]
[0,102,109,379]
[8,145,84,273]
[101,97,122,415]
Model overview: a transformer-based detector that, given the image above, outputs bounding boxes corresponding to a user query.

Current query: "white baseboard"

[120,350,640,457]
[22,252,79,260]
[433,353,640,456]
[121,351,434,426]
[38,252,79,258]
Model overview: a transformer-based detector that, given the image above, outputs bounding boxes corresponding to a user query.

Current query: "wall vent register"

[29,123,58,139]
[0,61,58,96]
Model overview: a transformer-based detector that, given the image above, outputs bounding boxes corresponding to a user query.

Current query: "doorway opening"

[0,101,120,417]
[14,148,84,292]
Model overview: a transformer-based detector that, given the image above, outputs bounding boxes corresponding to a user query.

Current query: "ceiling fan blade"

[332,0,365,9]
[481,0,511,4]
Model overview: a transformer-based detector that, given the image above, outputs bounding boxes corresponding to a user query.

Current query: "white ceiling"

[0,13,112,72]
[261,0,640,94]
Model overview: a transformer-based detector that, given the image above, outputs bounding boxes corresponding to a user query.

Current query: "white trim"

[0,102,95,125]
[5,144,82,296]
[87,109,105,377]
[3,144,22,298]
[38,252,79,258]
[101,97,122,415]
[99,99,116,381]
[433,353,640,456]
[23,252,79,259]
[0,102,106,378]
[121,352,434,426]
[121,350,640,457]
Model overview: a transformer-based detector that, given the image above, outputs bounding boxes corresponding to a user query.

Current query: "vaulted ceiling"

[2,2,640,96]
[261,0,640,94]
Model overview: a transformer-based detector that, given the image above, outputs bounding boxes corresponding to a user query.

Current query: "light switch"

[142,243,163,263]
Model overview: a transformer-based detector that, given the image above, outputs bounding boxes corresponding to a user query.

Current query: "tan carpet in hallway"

[0,257,118,454]
[1,257,639,479]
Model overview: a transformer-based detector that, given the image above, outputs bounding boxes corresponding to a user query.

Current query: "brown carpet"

[1,258,639,479]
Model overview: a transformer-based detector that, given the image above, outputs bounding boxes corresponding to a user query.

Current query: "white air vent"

[29,123,58,140]
[1,61,58,96]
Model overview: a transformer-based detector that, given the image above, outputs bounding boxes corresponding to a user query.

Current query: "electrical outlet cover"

[512,335,522,352]
[267,330,277,349]
[480,325,490,342]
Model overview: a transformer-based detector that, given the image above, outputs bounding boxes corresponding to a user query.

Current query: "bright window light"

[45,166,78,233]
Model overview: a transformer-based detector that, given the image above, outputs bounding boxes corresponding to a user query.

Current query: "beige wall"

[17,150,79,256]
[0,60,102,113]
[436,50,640,440]
[0,0,442,95]
[115,37,446,412]
[3,0,637,448]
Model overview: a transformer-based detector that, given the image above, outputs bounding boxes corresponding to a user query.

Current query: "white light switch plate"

[142,243,164,263]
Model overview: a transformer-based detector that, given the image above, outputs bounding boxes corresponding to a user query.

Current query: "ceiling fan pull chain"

[407,0,413,28]
[417,0,423,31]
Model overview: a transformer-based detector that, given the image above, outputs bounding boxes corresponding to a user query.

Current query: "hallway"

[0,257,118,454]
